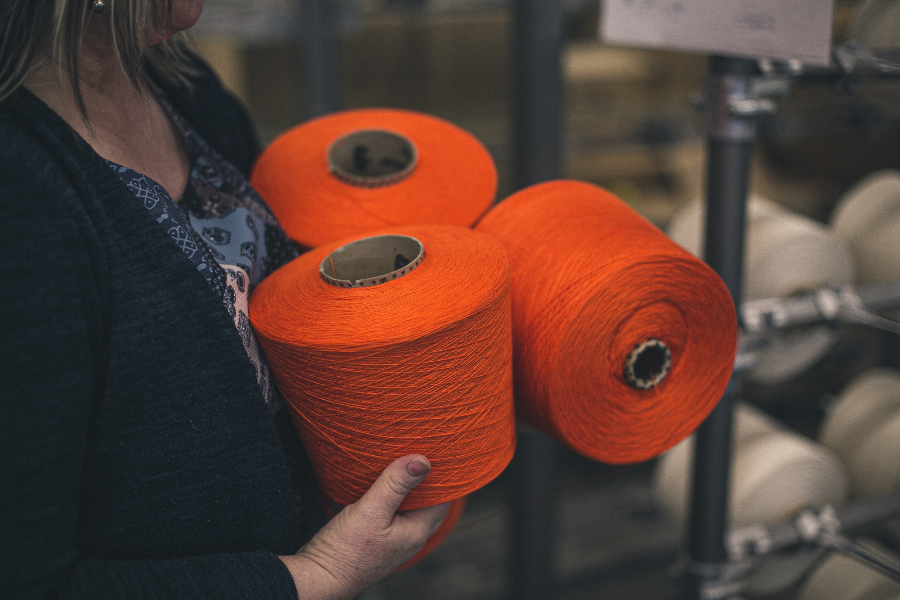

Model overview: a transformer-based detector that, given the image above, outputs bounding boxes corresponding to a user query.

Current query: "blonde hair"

[0,0,195,112]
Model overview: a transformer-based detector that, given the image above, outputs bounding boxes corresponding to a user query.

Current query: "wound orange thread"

[249,109,498,250]
[249,225,516,510]
[475,180,737,464]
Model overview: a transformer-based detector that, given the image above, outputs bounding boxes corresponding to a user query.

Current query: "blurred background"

[190,1,900,598]
[191,0,900,224]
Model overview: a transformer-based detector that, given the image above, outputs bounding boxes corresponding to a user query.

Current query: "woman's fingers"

[355,454,432,527]
[392,501,451,541]
[281,454,453,600]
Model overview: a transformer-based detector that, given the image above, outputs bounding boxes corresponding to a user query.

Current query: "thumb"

[358,454,431,526]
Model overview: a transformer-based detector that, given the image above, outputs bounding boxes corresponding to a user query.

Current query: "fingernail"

[406,459,430,478]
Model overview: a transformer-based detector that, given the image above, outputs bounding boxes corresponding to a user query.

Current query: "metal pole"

[301,0,341,119]
[682,55,756,599]
[509,1,564,599]
[508,425,560,600]
[512,0,564,187]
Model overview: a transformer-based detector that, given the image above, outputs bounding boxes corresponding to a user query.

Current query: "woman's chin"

[152,0,203,44]
[171,0,204,32]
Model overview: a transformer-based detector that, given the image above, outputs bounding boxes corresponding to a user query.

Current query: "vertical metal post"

[301,0,341,119]
[512,0,564,186]
[682,55,756,599]
[508,426,559,600]
[509,1,564,599]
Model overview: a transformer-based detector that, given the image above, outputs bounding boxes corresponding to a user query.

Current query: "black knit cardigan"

[0,58,322,600]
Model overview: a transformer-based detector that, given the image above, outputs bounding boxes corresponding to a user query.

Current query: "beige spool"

[654,403,849,529]
[850,412,900,497]
[668,196,855,383]
[797,538,900,600]
[819,367,900,465]
[863,217,900,286]
[831,169,900,285]
[818,367,900,497]
[666,195,785,258]
[653,403,784,529]
[730,433,848,527]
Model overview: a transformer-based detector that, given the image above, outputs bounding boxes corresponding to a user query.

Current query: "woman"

[0,1,449,598]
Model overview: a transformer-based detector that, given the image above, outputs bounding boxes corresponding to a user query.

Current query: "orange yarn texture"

[476,180,737,464]
[249,225,516,510]
[250,108,498,249]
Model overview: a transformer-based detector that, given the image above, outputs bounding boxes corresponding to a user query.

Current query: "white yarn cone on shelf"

[654,403,849,529]
[819,367,900,497]
[730,433,848,527]
[831,169,900,285]
[668,196,855,383]
[851,412,900,497]
[819,368,900,462]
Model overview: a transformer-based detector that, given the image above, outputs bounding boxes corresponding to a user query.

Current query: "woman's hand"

[279,454,450,600]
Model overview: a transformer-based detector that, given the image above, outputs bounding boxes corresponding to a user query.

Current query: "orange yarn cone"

[476,180,737,464]
[249,225,516,509]
[250,108,497,249]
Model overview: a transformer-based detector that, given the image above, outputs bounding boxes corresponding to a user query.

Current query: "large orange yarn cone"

[476,180,737,464]
[250,108,497,249]
[249,225,516,509]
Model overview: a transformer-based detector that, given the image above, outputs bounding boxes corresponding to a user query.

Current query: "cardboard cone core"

[320,234,425,288]
[327,129,418,187]
[624,338,672,389]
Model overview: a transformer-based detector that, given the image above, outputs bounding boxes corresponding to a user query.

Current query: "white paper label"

[600,0,835,66]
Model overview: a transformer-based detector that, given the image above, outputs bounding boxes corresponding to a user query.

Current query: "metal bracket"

[793,505,843,544]
[795,506,900,583]
[699,72,790,143]
[741,283,900,340]
[679,552,757,600]
[682,501,900,599]
[728,524,774,561]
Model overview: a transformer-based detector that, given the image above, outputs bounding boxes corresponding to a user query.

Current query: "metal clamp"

[793,505,842,543]
[793,505,900,583]
[741,283,900,338]
[682,494,900,598]
[728,524,774,561]
[701,73,790,142]
[679,552,756,600]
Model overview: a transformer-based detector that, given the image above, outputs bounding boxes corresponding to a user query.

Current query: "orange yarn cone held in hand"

[249,225,516,510]
[250,108,498,249]
[476,180,738,464]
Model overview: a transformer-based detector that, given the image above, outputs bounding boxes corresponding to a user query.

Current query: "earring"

[92,0,106,14]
